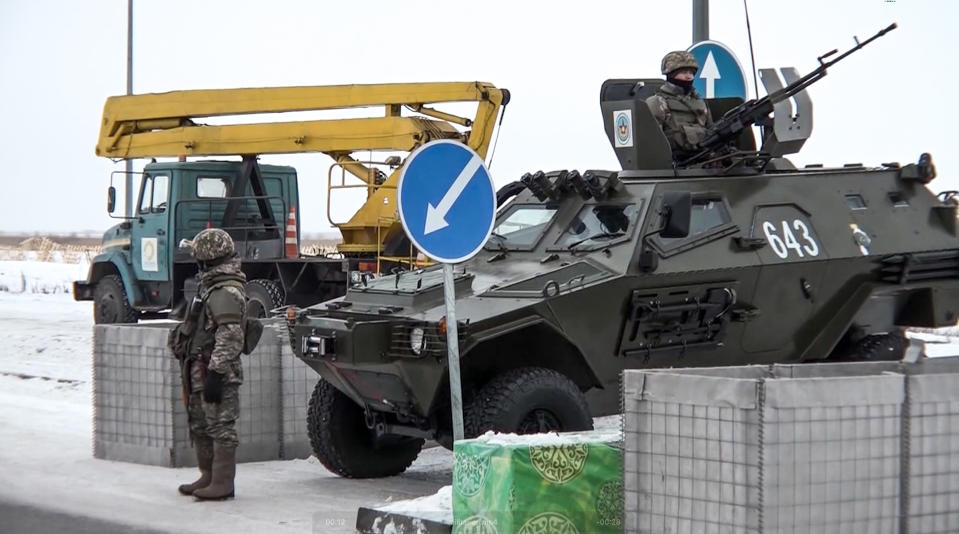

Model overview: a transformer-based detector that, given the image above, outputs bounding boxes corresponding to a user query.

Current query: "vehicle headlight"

[410,327,425,355]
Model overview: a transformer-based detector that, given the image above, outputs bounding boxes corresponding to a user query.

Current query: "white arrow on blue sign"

[687,40,748,101]
[397,140,496,264]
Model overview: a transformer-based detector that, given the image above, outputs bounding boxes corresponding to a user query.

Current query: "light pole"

[124,0,134,217]
[693,0,708,44]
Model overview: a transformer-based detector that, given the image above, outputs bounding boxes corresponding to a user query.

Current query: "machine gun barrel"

[684,23,897,165]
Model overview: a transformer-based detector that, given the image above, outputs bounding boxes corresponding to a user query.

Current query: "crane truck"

[73,82,509,323]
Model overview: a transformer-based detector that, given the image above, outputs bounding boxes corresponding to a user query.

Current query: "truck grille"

[387,323,468,359]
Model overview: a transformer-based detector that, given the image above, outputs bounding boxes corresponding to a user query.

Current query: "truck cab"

[75,159,343,323]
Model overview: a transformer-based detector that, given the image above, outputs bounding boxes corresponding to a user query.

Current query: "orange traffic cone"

[285,206,299,258]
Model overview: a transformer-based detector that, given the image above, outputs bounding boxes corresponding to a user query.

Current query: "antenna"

[742,0,760,100]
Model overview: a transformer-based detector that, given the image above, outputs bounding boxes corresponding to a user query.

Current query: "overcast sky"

[1,0,954,234]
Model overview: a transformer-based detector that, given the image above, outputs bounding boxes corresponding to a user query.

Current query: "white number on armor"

[794,220,820,256]
[762,221,788,259]
[762,219,820,259]
[781,220,805,258]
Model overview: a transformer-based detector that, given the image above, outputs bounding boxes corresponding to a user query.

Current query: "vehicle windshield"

[485,205,557,249]
[554,203,641,250]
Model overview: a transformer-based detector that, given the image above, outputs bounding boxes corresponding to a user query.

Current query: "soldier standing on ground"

[646,51,713,162]
[170,228,247,500]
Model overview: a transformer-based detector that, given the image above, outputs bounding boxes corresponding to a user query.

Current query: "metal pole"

[124,0,134,218]
[443,263,465,442]
[692,0,709,44]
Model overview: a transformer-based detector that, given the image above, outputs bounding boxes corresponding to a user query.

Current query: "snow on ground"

[376,485,453,525]
[0,257,88,294]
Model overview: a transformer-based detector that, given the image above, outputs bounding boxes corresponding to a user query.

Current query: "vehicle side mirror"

[107,186,117,214]
[660,191,691,239]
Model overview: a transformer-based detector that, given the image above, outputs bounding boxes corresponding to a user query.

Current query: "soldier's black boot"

[193,443,236,500]
[178,437,214,495]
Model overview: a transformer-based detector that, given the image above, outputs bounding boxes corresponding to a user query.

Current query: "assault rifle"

[681,23,897,166]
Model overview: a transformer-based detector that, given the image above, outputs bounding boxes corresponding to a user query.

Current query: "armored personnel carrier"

[285,25,959,478]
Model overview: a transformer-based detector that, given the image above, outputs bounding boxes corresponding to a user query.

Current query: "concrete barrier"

[622,358,959,534]
[93,320,317,467]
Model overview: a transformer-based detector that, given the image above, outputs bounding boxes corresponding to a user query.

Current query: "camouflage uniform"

[187,254,247,448]
[173,228,246,500]
[646,50,713,161]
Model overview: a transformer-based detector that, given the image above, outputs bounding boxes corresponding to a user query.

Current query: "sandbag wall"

[93,321,317,467]
[622,358,959,534]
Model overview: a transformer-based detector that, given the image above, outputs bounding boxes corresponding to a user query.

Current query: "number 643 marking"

[762,219,820,259]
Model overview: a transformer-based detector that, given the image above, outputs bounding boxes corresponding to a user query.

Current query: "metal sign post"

[442,263,464,440]
[396,140,497,442]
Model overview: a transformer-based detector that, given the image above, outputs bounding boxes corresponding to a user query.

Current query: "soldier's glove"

[203,371,225,404]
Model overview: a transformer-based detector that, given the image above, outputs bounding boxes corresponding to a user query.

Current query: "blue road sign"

[397,140,496,264]
[687,40,748,101]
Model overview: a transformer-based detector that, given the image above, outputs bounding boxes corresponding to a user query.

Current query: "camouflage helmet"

[192,228,234,261]
[661,51,699,75]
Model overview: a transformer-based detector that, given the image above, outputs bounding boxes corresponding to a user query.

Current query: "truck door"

[131,173,171,282]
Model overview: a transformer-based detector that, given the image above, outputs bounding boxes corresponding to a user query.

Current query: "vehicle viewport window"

[844,194,867,210]
[554,204,641,249]
[197,177,230,198]
[490,206,558,248]
[659,197,730,245]
[151,175,169,213]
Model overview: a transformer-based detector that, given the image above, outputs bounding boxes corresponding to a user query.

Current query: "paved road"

[0,499,167,534]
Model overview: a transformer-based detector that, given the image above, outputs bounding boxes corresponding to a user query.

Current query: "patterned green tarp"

[452,430,623,534]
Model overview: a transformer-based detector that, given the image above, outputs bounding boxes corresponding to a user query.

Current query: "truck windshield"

[486,205,557,249]
[553,203,641,250]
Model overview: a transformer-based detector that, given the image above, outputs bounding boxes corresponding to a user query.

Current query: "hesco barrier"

[92,320,316,467]
[452,430,624,534]
[623,358,959,534]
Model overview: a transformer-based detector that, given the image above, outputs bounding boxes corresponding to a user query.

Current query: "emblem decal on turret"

[613,110,633,148]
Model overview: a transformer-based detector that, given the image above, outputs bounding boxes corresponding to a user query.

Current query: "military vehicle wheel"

[306,379,424,478]
[468,367,593,436]
[93,275,137,324]
[245,279,284,318]
[851,332,910,361]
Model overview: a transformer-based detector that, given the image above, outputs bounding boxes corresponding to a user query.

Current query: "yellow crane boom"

[96,81,509,255]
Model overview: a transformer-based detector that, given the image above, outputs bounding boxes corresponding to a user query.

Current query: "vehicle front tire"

[93,274,138,324]
[245,279,285,318]
[306,379,424,478]
[468,367,593,437]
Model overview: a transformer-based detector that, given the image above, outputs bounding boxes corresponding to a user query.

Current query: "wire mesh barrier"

[623,358,959,534]
[93,321,317,467]
[905,359,959,533]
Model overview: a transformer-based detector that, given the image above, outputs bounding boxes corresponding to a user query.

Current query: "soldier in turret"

[646,51,713,162]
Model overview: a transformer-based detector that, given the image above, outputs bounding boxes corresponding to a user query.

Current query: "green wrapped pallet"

[453,429,623,534]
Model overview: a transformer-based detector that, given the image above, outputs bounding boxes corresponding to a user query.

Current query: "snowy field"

[0,258,958,532]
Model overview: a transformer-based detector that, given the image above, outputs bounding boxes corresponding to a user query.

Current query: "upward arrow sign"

[424,156,483,235]
[699,51,721,98]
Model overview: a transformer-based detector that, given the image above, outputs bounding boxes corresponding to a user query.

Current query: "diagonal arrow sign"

[424,155,483,235]
[699,50,721,98]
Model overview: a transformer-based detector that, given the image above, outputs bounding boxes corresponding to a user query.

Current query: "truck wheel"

[852,332,910,361]
[306,379,424,478]
[468,367,593,436]
[93,275,138,324]
[245,279,285,318]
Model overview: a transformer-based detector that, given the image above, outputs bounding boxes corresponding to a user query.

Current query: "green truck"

[73,158,349,322]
